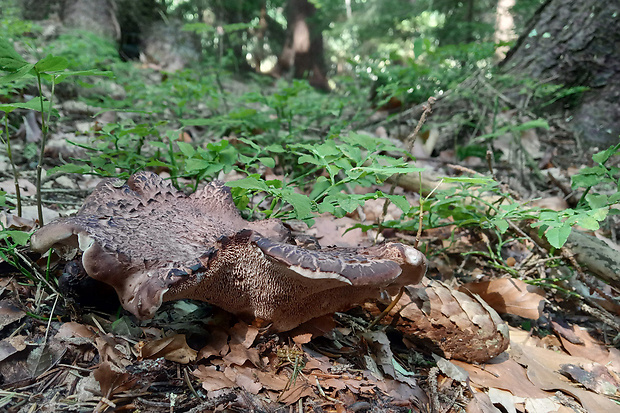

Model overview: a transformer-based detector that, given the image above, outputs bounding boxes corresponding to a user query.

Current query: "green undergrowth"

[0,22,619,300]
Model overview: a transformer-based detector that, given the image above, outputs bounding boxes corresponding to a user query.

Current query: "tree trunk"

[493,0,515,61]
[500,0,620,147]
[61,0,121,41]
[272,0,330,91]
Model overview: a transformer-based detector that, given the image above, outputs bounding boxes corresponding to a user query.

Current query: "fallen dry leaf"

[198,328,230,360]
[192,365,235,391]
[561,363,619,395]
[291,332,313,346]
[55,321,97,340]
[93,361,137,399]
[557,324,616,365]
[509,342,620,412]
[224,365,263,394]
[0,335,27,363]
[467,390,502,413]
[229,321,259,348]
[0,299,26,329]
[453,357,550,400]
[225,341,261,367]
[95,335,133,368]
[139,334,197,364]
[460,278,545,320]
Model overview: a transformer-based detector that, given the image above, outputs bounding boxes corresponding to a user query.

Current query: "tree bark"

[271,0,330,91]
[500,0,620,146]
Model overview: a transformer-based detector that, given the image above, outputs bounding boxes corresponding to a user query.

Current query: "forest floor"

[1,61,620,413]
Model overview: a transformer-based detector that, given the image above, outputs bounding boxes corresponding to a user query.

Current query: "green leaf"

[54,69,113,83]
[340,144,362,164]
[47,163,91,175]
[0,37,28,71]
[0,62,34,84]
[265,144,285,153]
[493,218,509,233]
[184,158,211,172]
[298,154,320,165]
[182,117,215,126]
[571,166,607,189]
[575,215,600,231]
[385,194,412,214]
[442,176,494,185]
[585,193,608,209]
[34,55,68,72]
[226,176,269,191]
[414,37,425,58]
[545,223,571,249]
[1,230,31,246]
[176,141,196,158]
[258,157,275,168]
[228,108,257,119]
[473,119,549,142]
[537,210,561,222]
[352,165,425,175]
[589,207,609,222]
[282,191,314,220]
[592,144,620,164]
[0,97,50,113]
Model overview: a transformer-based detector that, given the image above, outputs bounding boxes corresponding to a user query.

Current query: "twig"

[377,97,435,239]
[405,97,436,155]
[368,286,405,329]
[314,377,341,404]
[509,221,547,256]
[446,163,480,176]
[43,294,59,346]
[427,367,440,413]
[183,367,200,399]
[13,249,60,296]
[580,303,620,333]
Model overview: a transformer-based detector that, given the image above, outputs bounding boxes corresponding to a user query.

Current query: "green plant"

[531,142,620,248]
[0,190,31,278]
[0,37,112,225]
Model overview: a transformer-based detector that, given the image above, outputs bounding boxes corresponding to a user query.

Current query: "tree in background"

[271,0,330,91]
[500,0,620,146]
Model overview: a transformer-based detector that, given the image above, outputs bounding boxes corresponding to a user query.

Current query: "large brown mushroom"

[31,172,427,331]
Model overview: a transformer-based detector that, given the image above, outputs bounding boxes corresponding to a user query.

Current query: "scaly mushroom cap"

[31,172,427,331]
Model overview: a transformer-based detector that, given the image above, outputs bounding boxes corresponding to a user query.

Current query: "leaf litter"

[1,192,620,412]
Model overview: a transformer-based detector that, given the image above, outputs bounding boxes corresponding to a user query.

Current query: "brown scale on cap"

[31,172,427,331]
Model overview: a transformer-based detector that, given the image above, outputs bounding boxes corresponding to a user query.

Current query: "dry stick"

[368,176,444,329]
[13,249,60,296]
[367,287,405,330]
[370,98,436,327]
[561,247,620,332]
[377,96,436,235]
[183,367,200,399]
[43,294,59,346]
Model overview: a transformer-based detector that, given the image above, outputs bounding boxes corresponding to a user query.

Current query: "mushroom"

[31,172,426,331]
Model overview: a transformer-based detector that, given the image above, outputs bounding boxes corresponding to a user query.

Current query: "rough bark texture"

[500,0,620,146]
[271,0,330,91]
